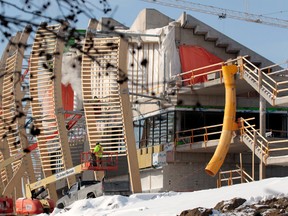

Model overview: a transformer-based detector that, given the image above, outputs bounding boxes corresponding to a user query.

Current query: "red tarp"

[179,45,223,85]
[61,83,74,119]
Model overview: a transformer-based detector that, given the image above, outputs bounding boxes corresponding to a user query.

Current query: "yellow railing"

[268,139,288,153]
[239,117,269,158]
[179,61,224,85]
[239,117,288,161]
[174,117,255,149]
[217,165,253,188]
[175,56,288,105]
[176,56,246,86]
[239,56,288,105]
[174,123,223,148]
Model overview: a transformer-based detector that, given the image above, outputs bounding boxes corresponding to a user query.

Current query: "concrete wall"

[178,28,235,62]
[130,9,174,31]
[140,168,164,192]
[266,165,288,178]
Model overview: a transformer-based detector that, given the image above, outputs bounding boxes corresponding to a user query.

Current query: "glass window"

[134,111,175,148]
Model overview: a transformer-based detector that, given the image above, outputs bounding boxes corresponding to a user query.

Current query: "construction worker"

[93,142,103,166]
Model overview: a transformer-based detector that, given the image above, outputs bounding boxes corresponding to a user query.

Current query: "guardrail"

[239,117,288,161]
[174,123,223,148]
[217,164,253,188]
[174,118,255,150]
[239,56,288,105]
[174,56,288,105]
[239,117,269,159]
[174,56,245,86]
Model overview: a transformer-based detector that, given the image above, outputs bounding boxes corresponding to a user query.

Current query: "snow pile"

[38,177,288,216]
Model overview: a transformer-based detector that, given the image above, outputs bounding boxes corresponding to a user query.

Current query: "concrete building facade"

[122,9,288,192]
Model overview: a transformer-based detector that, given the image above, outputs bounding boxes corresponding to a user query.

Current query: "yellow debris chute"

[205,65,238,177]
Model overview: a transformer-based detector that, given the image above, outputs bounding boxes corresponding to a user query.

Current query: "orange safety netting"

[179,45,223,85]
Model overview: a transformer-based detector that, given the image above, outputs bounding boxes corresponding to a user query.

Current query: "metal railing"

[239,56,288,105]
[217,164,253,188]
[174,123,223,148]
[174,118,256,150]
[239,117,269,159]
[239,117,288,162]
[178,61,224,85]
[174,56,288,105]
[174,56,247,86]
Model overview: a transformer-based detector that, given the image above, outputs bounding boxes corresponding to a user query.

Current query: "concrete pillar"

[259,158,266,180]
[259,95,266,180]
[259,95,266,136]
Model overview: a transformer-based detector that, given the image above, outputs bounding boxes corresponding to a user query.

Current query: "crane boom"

[141,0,288,28]
[25,164,83,199]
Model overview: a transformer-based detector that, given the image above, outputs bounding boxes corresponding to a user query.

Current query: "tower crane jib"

[141,0,288,28]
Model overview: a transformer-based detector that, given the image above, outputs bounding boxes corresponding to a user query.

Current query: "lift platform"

[80,152,118,171]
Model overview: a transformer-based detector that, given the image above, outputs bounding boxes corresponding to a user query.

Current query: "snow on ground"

[39,176,288,216]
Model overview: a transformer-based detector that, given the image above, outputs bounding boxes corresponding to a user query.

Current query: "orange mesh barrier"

[179,45,223,85]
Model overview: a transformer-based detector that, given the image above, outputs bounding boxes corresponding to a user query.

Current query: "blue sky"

[1,0,288,63]
[106,0,288,64]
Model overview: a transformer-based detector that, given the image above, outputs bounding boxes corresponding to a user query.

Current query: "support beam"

[119,38,142,193]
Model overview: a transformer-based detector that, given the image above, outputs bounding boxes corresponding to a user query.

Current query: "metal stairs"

[240,118,288,166]
[240,57,288,106]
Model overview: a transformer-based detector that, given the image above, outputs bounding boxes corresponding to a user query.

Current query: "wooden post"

[217,173,221,188]
[228,171,232,185]
[252,130,256,180]
[118,38,142,193]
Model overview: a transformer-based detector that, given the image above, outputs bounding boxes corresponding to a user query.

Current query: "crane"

[141,0,288,28]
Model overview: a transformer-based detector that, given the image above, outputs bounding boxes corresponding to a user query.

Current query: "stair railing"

[267,139,288,154]
[241,56,288,105]
[239,117,270,162]
[217,165,253,188]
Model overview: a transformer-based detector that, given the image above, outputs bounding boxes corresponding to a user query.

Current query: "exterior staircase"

[239,117,288,166]
[178,12,288,106]
[176,55,288,107]
[239,57,288,106]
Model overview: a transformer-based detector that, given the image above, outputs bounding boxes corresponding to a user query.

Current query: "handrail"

[179,61,224,77]
[240,117,288,157]
[174,117,257,149]
[174,123,223,148]
[238,117,288,165]
[176,55,288,105]
[235,164,254,182]
[267,139,288,153]
[217,165,253,188]
[242,62,278,94]
[242,56,288,101]
[240,117,270,156]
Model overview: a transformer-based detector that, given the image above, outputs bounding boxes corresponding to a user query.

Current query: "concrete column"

[259,95,266,180]
[259,95,266,136]
[259,158,266,180]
